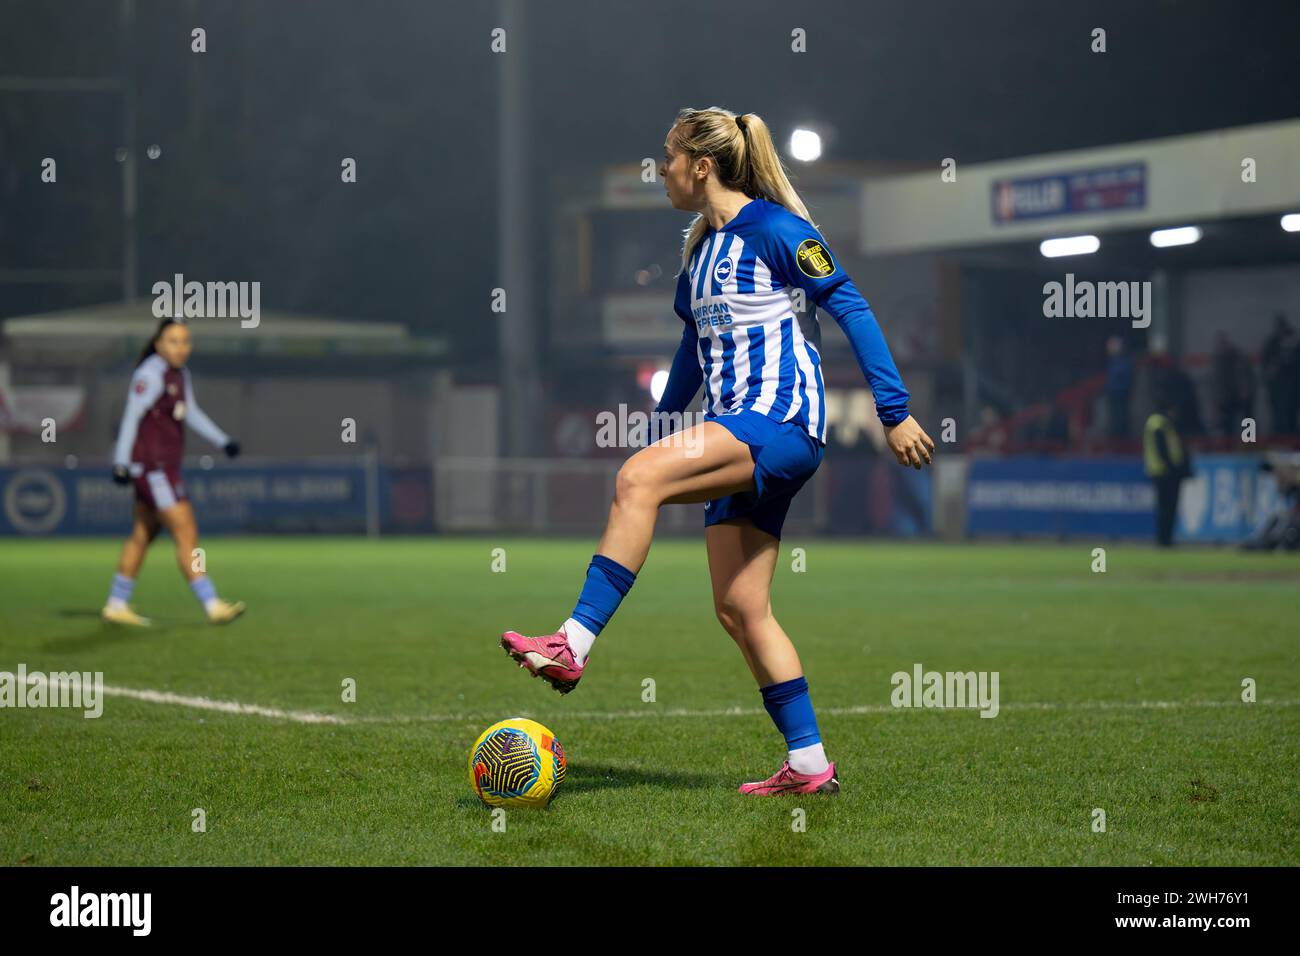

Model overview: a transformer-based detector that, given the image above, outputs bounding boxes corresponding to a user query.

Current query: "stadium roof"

[860,119,1300,256]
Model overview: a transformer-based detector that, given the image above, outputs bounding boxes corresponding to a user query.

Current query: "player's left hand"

[224,440,241,458]
[884,416,934,469]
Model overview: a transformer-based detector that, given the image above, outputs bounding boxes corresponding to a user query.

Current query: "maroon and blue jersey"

[113,354,229,473]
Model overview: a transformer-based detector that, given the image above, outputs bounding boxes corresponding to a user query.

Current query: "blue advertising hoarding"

[1173,454,1283,543]
[0,464,432,535]
[966,455,1279,542]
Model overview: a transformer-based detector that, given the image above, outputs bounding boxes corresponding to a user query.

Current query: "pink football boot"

[500,626,585,694]
[738,761,839,796]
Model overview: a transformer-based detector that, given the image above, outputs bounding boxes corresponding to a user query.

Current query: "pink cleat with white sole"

[500,626,585,695]
[738,760,839,796]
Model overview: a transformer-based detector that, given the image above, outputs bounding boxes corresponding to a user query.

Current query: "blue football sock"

[107,573,135,605]
[760,676,822,751]
[189,575,218,608]
[570,554,636,636]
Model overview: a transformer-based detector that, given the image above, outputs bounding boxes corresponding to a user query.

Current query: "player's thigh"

[622,421,754,506]
[705,519,779,621]
[131,500,162,540]
[156,500,198,540]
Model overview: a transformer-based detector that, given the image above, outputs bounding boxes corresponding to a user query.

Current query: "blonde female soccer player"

[502,107,933,795]
[101,318,245,626]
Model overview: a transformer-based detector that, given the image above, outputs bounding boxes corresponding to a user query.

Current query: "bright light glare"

[789,128,822,162]
[1282,214,1300,233]
[1039,235,1100,258]
[1149,226,1202,248]
[649,369,670,403]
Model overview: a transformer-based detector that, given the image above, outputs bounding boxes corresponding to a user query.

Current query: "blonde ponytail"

[670,107,814,273]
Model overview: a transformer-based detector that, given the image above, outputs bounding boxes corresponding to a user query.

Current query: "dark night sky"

[3,0,1299,359]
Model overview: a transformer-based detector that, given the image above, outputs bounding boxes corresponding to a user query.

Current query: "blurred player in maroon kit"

[102,318,245,625]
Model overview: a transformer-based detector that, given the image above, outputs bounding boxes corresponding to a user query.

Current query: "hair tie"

[736,114,747,131]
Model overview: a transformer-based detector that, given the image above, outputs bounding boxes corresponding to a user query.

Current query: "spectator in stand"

[1260,313,1299,436]
[1104,336,1133,439]
[1149,344,1205,438]
[1209,332,1255,438]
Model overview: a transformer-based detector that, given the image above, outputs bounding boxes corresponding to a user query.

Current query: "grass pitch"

[1,536,1297,866]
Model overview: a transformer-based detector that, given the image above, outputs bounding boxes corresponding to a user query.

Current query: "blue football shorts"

[702,409,825,540]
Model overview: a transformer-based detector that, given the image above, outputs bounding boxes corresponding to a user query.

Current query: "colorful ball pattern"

[469,717,566,808]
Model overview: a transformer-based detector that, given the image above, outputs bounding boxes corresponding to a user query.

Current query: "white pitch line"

[361,697,1300,724]
[18,672,348,725]
[14,671,1299,726]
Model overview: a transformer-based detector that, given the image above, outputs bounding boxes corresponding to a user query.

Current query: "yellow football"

[468,717,566,808]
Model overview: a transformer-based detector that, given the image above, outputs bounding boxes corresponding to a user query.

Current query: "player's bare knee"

[613,459,659,509]
[713,597,749,642]
[732,601,774,638]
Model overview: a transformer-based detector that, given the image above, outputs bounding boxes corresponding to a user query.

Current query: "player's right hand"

[111,465,131,485]
[884,415,935,470]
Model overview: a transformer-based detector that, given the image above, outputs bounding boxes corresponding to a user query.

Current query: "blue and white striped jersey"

[676,199,830,441]
[666,198,909,444]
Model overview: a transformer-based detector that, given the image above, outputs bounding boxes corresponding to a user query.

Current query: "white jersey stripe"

[721,235,744,295]
[792,328,821,438]
[704,232,729,295]
[729,326,753,408]
[706,332,726,408]
[749,317,784,415]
